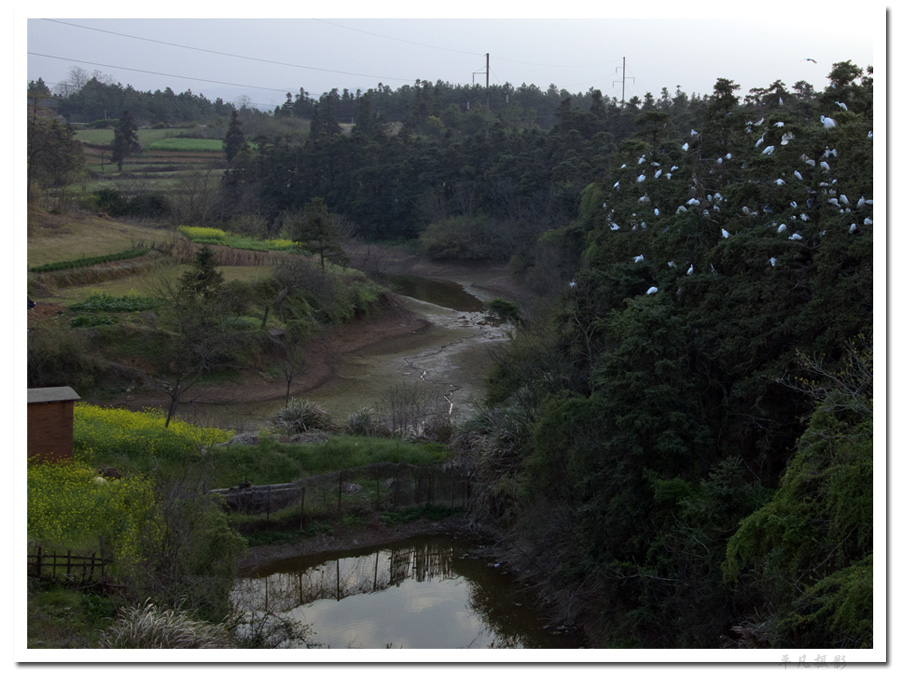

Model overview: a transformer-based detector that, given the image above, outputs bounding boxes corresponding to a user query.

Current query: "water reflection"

[233,535,583,649]
[377,273,486,312]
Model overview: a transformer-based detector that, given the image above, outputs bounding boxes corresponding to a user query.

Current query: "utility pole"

[472,54,491,139]
[485,53,490,140]
[613,57,635,106]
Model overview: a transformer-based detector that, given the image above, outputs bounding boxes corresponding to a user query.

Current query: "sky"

[19,2,883,111]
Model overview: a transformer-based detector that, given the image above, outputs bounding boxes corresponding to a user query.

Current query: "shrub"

[343,407,389,437]
[69,289,160,313]
[98,601,234,649]
[271,398,337,434]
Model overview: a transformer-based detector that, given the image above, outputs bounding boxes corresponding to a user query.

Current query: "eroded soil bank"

[113,245,527,428]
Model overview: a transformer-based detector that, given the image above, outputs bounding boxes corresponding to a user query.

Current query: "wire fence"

[210,462,471,523]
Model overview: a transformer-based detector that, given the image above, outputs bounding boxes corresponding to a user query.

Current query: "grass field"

[26,211,173,267]
[75,127,216,149]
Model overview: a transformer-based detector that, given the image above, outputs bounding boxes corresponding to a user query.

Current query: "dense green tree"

[288,198,348,270]
[111,110,141,171]
[27,116,85,204]
[223,109,247,163]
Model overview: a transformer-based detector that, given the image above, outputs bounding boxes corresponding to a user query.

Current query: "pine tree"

[223,109,246,163]
[111,110,140,171]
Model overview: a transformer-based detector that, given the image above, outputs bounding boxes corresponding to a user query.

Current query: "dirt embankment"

[106,244,530,414]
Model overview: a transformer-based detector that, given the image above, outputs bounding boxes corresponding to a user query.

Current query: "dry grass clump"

[97,601,233,649]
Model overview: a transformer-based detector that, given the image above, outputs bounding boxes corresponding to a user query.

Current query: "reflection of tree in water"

[232,536,582,649]
[236,539,462,614]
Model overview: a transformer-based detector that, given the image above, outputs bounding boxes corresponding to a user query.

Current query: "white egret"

[849,223,857,233]
[762,145,775,155]
[639,194,650,203]
[676,206,688,214]
[801,213,809,222]
[820,161,831,172]
[620,163,627,169]
[691,129,699,136]
[789,233,803,241]
[569,281,577,288]
[781,132,795,145]
[777,223,788,233]
[613,181,620,189]
[721,228,730,239]
[790,201,798,208]
[820,115,837,129]
[836,101,848,110]
[646,287,658,295]
[755,133,765,148]
[633,255,645,263]
[654,169,663,179]
[839,194,850,206]
[687,264,694,275]
[828,197,840,207]
[755,117,765,126]
[671,165,679,171]
[687,198,700,206]
[794,170,803,180]
[637,174,646,183]
[775,178,786,186]
[868,130,873,139]
[638,155,646,164]
[716,157,723,165]
[654,208,660,216]
[682,142,689,151]
[769,257,777,267]
[603,202,608,209]
[668,261,676,268]
[802,57,817,63]
[610,223,620,231]
[725,153,732,160]
[742,206,753,216]
[857,196,865,209]
[774,121,785,128]
[666,173,673,180]
[864,218,873,225]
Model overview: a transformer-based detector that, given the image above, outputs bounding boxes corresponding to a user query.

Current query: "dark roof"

[27,387,81,405]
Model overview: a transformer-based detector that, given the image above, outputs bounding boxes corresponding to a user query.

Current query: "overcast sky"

[20,3,882,111]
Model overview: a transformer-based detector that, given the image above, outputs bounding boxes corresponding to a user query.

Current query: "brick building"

[28,387,80,462]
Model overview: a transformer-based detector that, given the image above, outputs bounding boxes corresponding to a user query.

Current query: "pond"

[233,533,584,650]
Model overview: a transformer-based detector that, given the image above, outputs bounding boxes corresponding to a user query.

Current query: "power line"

[38,19,421,84]
[312,19,482,57]
[28,52,295,93]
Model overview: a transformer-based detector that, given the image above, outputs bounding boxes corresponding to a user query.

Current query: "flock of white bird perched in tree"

[590,105,873,297]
